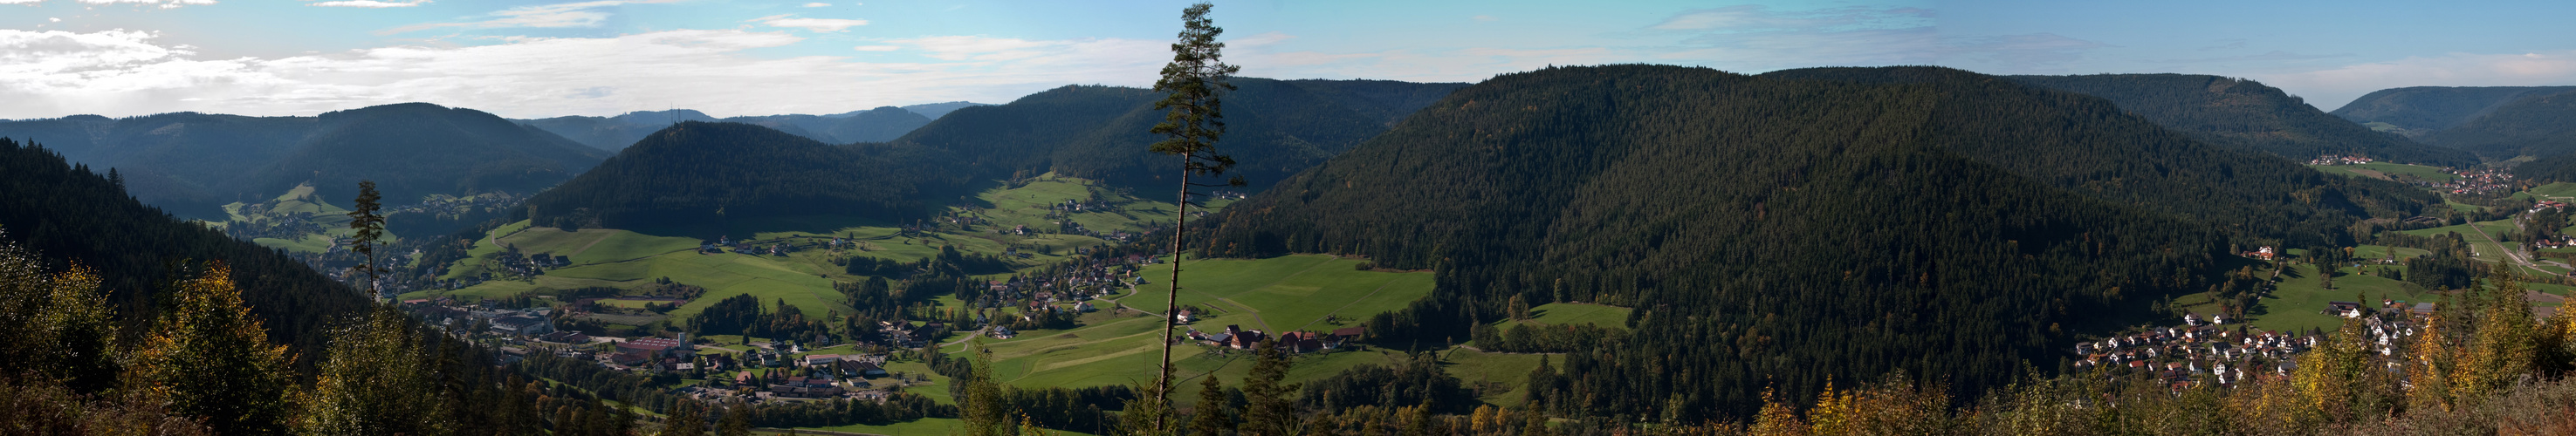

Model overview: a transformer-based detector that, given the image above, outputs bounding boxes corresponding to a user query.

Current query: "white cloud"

[384,0,672,34]
[2255,51,2576,110]
[801,2,828,6]
[851,44,898,51]
[310,0,429,7]
[74,0,216,8]
[1,0,45,4]
[752,14,869,32]
[0,29,1170,119]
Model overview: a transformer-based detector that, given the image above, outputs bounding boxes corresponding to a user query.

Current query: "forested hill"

[1763,67,2438,246]
[0,112,314,216]
[2426,89,2576,160]
[0,104,607,218]
[896,101,992,119]
[522,121,965,236]
[246,103,610,205]
[0,137,368,366]
[2006,73,2476,167]
[2330,85,2576,136]
[518,106,935,150]
[890,78,1469,190]
[1195,65,2414,420]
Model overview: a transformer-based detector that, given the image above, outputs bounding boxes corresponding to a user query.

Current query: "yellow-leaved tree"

[2454,264,2537,405]
[131,262,297,435]
[295,306,450,435]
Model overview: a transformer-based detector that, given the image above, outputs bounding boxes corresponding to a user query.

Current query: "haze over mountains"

[514,101,984,151]
[2333,86,2576,161]
[0,103,607,217]
[0,101,1001,218]
[2009,73,2477,167]
[891,78,1468,190]
[523,78,1470,235]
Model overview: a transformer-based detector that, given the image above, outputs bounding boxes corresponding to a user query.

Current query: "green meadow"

[408,176,1204,324]
[2306,162,2456,181]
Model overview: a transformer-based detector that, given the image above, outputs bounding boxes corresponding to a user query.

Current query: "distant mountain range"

[514,102,986,151]
[0,103,607,218]
[892,78,1469,190]
[2009,73,2476,167]
[522,121,967,236]
[520,78,1472,235]
[2332,85,2576,162]
[1199,65,2437,418]
[0,102,996,218]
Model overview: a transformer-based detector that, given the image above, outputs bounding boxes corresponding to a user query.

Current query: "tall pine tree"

[1145,3,1242,434]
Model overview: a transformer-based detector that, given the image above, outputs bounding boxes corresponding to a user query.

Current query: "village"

[2076,298,2431,390]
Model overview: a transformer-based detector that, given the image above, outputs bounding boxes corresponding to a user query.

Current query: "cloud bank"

[0,29,1169,119]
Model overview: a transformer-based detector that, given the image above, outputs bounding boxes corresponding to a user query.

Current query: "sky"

[1,0,2572,119]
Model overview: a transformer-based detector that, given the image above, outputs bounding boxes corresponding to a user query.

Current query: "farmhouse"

[491,315,556,336]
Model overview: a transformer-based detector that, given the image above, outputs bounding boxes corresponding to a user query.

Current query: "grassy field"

[922,254,1439,402]
[2308,162,2457,181]
[409,176,1198,324]
[1518,303,1631,328]
[2401,220,2516,262]
[1440,349,1553,406]
[2531,182,2576,200]
[215,183,388,254]
[1118,255,1436,333]
[773,418,1103,436]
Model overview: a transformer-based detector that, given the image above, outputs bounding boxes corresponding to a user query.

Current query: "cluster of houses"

[2072,314,2305,386]
[1185,324,1363,354]
[977,255,1151,311]
[876,321,946,349]
[408,301,562,337]
[731,353,894,399]
[2435,167,2516,194]
[2240,246,2278,262]
[2074,300,2437,390]
[2307,154,2376,166]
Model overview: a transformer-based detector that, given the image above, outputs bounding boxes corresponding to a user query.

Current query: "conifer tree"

[1146,3,1241,433]
[1237,340,1297,436]
[661,402,707,436]
[347,180,387,299]
[1189,374,1233,436]
[959,343,1007,436]
[720,404,752,436]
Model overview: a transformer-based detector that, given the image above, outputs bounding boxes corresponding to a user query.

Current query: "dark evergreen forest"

[1193,65,2441,420]
[0,137,369,364]
[2008,73,2476,167]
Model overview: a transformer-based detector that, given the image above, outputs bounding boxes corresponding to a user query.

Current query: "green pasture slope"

[948,254,1460,403]
[2532,182,2576,200]
[2305,162,2457,181]
[409,175,1188,323]
[216,183,391,254]
[1121,255,1436,333]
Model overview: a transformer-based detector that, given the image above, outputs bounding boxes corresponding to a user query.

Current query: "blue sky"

[1,0,2570,119]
